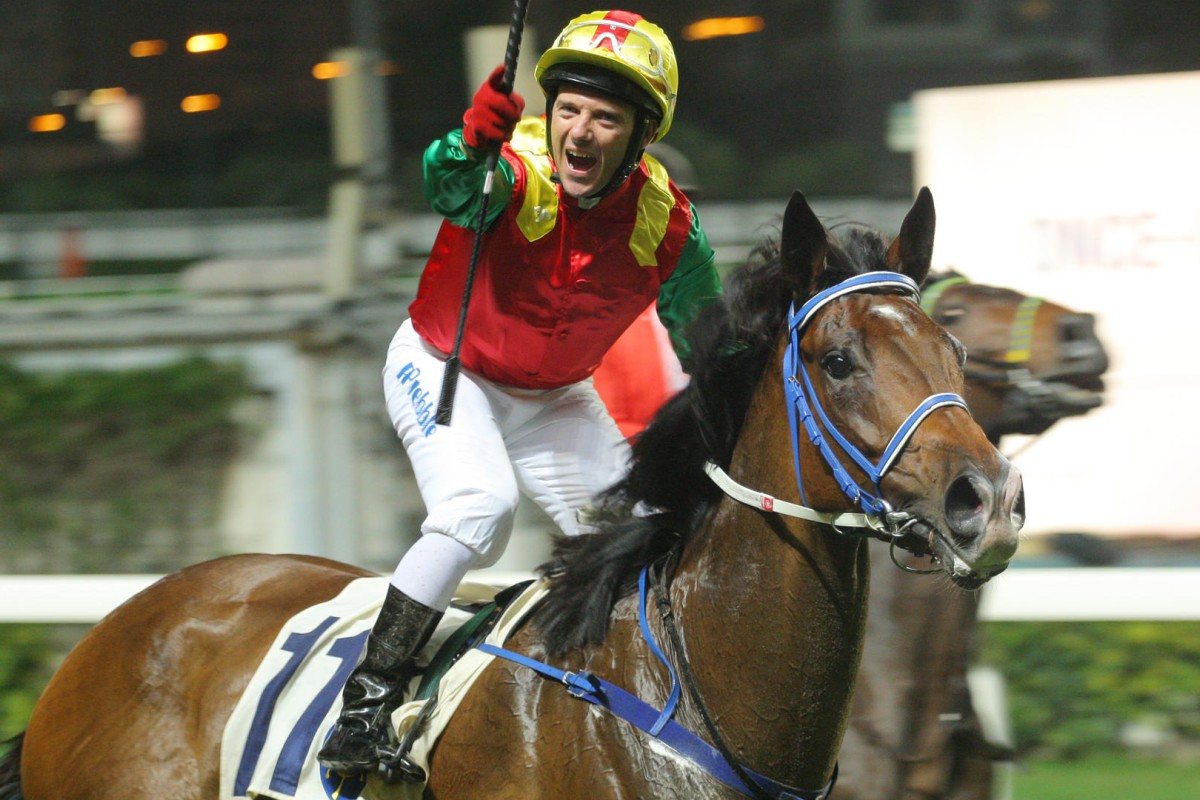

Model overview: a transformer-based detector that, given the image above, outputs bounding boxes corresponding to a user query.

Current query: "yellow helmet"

[535,10,678,141]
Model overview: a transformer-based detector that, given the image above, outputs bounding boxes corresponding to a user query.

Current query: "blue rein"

[477,272,968,799]
[783,271,968,518]
[478,566,834,800]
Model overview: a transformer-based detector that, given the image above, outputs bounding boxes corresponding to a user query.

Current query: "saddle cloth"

[219,574,548,800]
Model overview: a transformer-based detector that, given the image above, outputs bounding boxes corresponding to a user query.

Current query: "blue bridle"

[783,271,970,524]
[474,273,973,800]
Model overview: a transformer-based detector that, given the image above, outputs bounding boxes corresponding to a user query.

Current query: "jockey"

[318,10,721,780]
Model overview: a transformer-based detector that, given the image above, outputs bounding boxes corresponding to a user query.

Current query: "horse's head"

[922,274,1109,442]
[775,188,1023,587]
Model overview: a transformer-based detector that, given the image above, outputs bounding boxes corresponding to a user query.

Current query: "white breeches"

[383,319,631,573]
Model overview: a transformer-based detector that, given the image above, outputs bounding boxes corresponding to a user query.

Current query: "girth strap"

[476,642,834,800]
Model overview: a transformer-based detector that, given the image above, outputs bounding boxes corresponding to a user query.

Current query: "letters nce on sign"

[1032,213,1198,273]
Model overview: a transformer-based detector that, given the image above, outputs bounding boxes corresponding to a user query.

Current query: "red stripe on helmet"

[592,10,644,52]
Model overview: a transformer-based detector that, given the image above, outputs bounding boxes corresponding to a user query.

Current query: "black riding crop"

[434,0,531,426]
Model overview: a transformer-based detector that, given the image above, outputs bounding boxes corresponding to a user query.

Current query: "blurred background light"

[312,61,349,80]
[129,39,167,58]
[313,59,402,80]
[186,33,228,54]
[28,113,66,133]
[89,87,128,106]
[682,16,766,41]
[180,93,221,113]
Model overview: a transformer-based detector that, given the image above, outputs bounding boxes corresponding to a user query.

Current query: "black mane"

[532,222,894,656]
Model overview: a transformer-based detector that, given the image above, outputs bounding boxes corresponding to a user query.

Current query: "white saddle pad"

[219,575,548,800]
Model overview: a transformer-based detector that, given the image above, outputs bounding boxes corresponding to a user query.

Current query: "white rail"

[1,568,1197,624]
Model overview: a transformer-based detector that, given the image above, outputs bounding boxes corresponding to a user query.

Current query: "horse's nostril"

[1058,313,1094,344]
[945,474,985,541]
[1058,313,1110,371]
[1013,485,1027,527]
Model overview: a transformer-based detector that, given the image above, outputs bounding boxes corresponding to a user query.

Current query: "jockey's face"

[549,88,647,198]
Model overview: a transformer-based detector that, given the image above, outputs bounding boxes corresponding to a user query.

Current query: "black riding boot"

[317,585,442,779]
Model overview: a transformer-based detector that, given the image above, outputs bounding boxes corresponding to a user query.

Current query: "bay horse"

[922,271,1107,443]
[1,188,1025,800]
[836,271,1108,800]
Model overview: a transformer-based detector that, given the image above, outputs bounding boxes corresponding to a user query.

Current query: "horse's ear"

[886,186,936,286]
[780,190,829,295]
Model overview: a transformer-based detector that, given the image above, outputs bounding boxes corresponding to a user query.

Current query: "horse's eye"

[934,307,966,326]
[822,352,852,379]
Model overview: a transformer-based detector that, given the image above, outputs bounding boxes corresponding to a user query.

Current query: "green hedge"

[0,625,61,741]
[983,620,1200,758]
[0,357,256,741]
[0,357,252,572]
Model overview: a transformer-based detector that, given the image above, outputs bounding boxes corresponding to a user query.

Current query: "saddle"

[219,575,547,800]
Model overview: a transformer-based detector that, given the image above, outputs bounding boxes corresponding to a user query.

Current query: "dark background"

[1,0,1197,209]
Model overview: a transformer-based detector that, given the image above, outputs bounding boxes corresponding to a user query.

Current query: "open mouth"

[932,523,1011,590]
[1067,374,1105,394]
[893,517,997,590]
[565,149,597,173]
[1023,374,1104,420]
[1044,368,1105,400]
[1047,381,1104,413]
[1054,372,1105,408]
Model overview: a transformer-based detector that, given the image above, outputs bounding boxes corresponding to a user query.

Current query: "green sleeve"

[422,129,517,229]
[656,203,723,366]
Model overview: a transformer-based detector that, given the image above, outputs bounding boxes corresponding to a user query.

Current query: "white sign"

[914,71,1200,536]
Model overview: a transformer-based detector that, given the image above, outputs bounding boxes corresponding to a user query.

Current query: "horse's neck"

[642,346,871,788]
[858,547,980,746]
[667,496,870,789]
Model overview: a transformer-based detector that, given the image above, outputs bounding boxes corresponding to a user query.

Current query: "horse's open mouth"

[935,525,1009,589]
[1066,373,1105,393]
[1041,371,1105,413]
[1051,380,1103,411]
[893,517,1000,590]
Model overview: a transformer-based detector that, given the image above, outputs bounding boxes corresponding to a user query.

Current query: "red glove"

[462,65,525,150]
